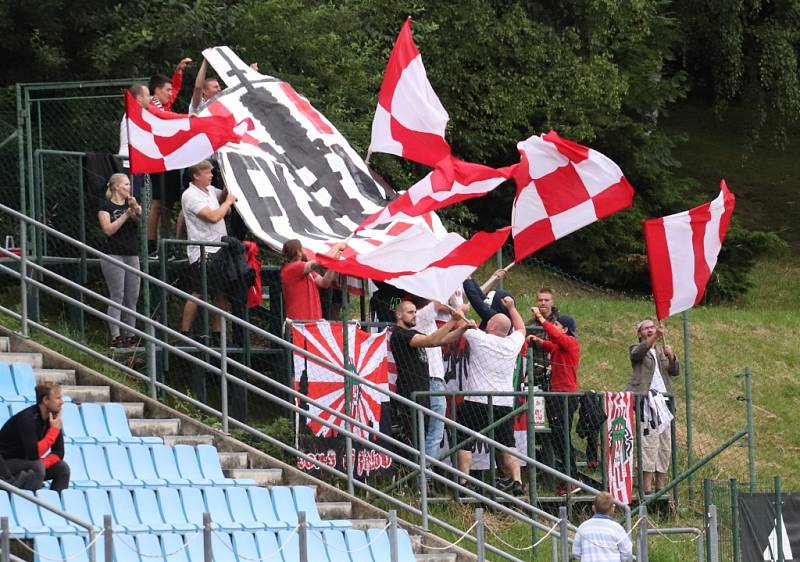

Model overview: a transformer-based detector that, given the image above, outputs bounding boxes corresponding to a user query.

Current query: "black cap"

[556,314,577,336]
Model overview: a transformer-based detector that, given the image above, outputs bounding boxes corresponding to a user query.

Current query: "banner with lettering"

[605,392,635,504]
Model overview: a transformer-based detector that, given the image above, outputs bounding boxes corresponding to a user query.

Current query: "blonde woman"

[97,173,142,347]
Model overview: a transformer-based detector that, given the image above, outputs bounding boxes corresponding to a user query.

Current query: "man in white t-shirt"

[456,296,526,494]
[178,160,236,341]
[572,492,633,561]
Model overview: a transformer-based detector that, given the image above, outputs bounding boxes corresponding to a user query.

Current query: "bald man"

[456,296,526,495]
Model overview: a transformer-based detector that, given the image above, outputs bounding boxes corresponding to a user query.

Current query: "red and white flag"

[317,225,510,304]
[369,18,451,167]
[511,131,635,261]
[605,392,635,505]
[643,181,735,319]
[125,90,250,174]
[357,156,515,231]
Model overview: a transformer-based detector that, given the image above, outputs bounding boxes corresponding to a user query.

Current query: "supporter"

[525,287,561,389]
[572,492,633,561]
[628,319,679,495]
[117,84,150,199]
[528,306,580,496]
[462,269,512,330]
[189,59,222,113]
[97,173,142,347]
[456,296,525,495]
[280,239,346,321]
[0,383,69,492]
[178,160,235,344]
[391,300,473,447]
[146,57,191,257]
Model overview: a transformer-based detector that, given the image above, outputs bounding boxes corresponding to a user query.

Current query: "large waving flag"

[318,225,511,304]
[125,90,249,174]
[357,155,515,231]
[369,18,451,167]
[643,181,735,319]
[511,131,635,261]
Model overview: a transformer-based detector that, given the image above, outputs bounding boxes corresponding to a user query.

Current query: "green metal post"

[774,476,783,562]
[669,397,679,508]
[600,393,608,491]
[703,479,711,562]
[744,368,755,492]
[526,350,537,555]
[77,159,87,339]
[683,311,694,504]
[140,174,156,400]
[341,284,354,496]
[159,238,169,375]
[636,396,645,504]
[488,395,496,496]
[730,479,740,562]
[495,248,504,290]
[16,84,25,215]
[449,393,458,501]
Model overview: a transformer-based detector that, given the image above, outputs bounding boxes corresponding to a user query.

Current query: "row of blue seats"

[0,363,72,403]
[64,444,255,488]
[34,527,416,562]
[0,402,158,445]
[2,486,348,538]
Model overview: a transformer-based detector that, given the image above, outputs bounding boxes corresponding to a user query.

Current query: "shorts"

[455,401,515,450]
[641,427,671,473]
[188,259,223,297]
[150,169,182,205]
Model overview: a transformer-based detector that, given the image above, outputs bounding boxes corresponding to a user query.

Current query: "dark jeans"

[546,395,580,479]
[5,458,70,492]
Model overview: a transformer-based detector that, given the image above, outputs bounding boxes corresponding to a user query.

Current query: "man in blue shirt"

[572,492,632,561]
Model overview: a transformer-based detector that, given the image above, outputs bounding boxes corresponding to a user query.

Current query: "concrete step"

[162,434,214,447]
[0,352,42,368]
[0,337,9,352]
[61,385,110,403]
[317,502,351,520]
[415,554,457,562]
[225,468,282,486]
[351,519,387,530]
[120,402,145,419]
[128,418,181,437]
[34,368,76,385]
[218,452,248,470]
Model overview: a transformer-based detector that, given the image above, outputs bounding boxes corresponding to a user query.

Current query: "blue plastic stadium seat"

[64,444,98,488]
[307,527,332,562]
[223,487,266,531]
[172,445,213,486]
[270,486,300,527]
[81,444,122,487]
[113,533,143,562]
[132,488,176,533]
[33,536,64,562]
[253,531,285,562]
[62,403,94,445]
[0,403,11,426]
[0,363,26,401]
[183,531,205,562]
[35,489,78,536]
[126,444,167,487]
[80,403,117,444]
[322,529,358,562]
[60,490,100,535]
[110,489,164,533]
[246,487,288,529]
[103,444,144,487]
[344,529,374,562]
[10,492,50,536]
[10,363,37,402]
[151,444,191,486]
[277,529,300,562]
[210,531,237,562]
[196,444,256,486]
[232,531,260,562]
[161,533,192,562]
[201,487,243,532]
[135,534,166,562]
[0,491,26,536]
[155,488,198,532]
[104,403,162,445]
[367,528,415,562]
[179,488,221,531]
[61,534,100,562]
[292,485,351,528]
[8,402,28,415]
[86,489,130,533]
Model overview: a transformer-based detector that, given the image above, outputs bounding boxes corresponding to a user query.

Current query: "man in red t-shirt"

[528,307,581,495]
[280,239,346,320]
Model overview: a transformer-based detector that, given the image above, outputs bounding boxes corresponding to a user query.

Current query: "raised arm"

[314,242,347,288]
[480,268,507,294]
[191,59,209,111]
[502,296,525,334]
[463,278,494,322]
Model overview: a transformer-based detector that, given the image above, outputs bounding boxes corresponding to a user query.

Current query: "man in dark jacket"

[0,383,70,491]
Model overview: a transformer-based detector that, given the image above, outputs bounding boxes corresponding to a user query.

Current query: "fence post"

[744,368,755,492]
[703,479,711,562]
[683,311,694,504]
[220,316,228,434]
[87,527,96,562]
[104,515,113,562]
[559,506,569,562]
[389,509,398,562]
[636,397,645,504]
[341,317,354,497]
[475,508,485,562]
[1,516,9,562]
[18,217,28,337]
[774,476,784,562]
[525,361,538,554]
[298,511,308,562]
[418,407,429,530]
[730,479,740,562]
[638,504,649,562]
[708,505,719,562]
[203,512,211,562]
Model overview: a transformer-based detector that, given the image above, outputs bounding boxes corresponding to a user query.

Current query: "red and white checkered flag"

[511,131,635,261]
[125,90,250,174]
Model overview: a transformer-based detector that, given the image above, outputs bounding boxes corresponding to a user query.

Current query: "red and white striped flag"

[511,131,635,261]
[369,18,451,167]
[317,225,510,304]
[605,392,635,505]
[125,90,250,174]
[643,181,735,320]
[357,155,515,231]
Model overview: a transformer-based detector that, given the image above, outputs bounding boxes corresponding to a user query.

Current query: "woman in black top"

[97,173,142,347]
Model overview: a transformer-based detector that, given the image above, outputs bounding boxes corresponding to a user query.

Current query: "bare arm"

[313,242,347,288]
[479,268,507,294]
[503,296,525,334]
[191,59,209,111]
[98,208,134,236]
[196,191,236,224]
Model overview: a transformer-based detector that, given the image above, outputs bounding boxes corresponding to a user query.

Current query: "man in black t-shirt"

[390,300,474,447]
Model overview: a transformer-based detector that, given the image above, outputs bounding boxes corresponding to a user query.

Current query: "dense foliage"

[0,0,791,299]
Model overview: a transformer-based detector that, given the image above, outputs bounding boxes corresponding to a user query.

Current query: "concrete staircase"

[0,335,464,562]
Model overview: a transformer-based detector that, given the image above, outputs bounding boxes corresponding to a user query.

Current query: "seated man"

[0,383,69,491]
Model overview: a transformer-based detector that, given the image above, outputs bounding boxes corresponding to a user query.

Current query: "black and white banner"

[201,46,445,257]
[739,492,800,560]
